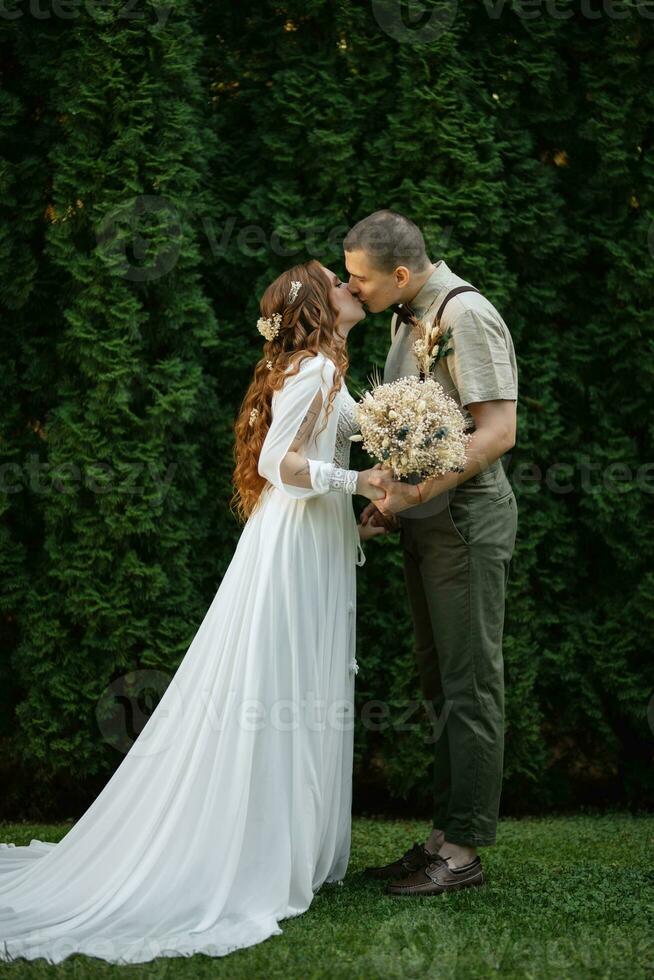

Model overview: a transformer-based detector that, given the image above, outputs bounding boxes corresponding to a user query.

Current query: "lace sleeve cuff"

[308,460,358,495]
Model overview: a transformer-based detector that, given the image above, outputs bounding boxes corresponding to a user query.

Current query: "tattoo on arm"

[288,392,322,453]
[289,409,317,450]
[279,392,323,486]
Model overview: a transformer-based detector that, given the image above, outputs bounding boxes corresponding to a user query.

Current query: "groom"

[345,210,518,896]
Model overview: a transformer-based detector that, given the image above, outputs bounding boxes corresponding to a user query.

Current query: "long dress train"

[0,350,365,964]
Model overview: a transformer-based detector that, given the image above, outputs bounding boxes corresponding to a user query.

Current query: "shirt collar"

[408,259,454,316]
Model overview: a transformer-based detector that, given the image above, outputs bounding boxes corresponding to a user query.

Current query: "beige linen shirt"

[383,259,518,431]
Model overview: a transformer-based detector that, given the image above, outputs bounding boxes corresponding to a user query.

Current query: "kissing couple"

[0,210,518,965]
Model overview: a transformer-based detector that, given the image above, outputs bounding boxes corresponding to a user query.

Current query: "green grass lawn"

[1,812,652,978]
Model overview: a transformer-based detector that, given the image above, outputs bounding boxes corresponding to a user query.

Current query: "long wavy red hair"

[230,259,349,523]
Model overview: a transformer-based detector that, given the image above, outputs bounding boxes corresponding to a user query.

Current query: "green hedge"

[1,0,652,818]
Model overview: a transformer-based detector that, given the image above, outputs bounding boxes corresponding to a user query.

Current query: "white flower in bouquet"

[349,371,472,480]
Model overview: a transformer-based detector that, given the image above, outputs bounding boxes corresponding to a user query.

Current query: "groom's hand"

[357,468,388,501]
[359,500,399,531]
[368,471,422,515]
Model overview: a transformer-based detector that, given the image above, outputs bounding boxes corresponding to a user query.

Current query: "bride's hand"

[357,520,389,541]
[357,467,392,502]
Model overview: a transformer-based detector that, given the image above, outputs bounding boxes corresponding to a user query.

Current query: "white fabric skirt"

[0,484,361,964]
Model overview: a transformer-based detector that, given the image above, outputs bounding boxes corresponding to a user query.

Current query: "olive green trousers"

[399,458,518,847]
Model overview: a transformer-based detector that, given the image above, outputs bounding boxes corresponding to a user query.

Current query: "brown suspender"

[435,285,482,431]
[389,285,483,431]
[435,285,481,326]
[391,285,481,341]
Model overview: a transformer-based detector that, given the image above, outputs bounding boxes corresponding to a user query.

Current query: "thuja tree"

[0,0,224,816]
[201,0,654,811]
[2,0,652,816]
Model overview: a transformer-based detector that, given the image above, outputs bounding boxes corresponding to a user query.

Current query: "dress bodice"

[332,386,365,572]
[333,388,359,469]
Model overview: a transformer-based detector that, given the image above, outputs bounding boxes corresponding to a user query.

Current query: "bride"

[0,259,389,965]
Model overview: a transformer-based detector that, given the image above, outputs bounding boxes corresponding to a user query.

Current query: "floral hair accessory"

[248,408,259,427]
[257,312,282,341]
[288,280,302,303]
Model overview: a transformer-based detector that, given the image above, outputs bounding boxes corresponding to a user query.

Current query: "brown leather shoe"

[385,854,485,896]
[363,841,437,881]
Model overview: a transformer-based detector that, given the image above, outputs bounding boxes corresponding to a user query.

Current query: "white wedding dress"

[0,351,365,965]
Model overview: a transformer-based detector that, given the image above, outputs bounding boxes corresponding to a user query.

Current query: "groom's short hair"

[343,210,429,274]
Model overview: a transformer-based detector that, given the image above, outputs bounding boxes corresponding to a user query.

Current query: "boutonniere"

[412,317,454,378]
